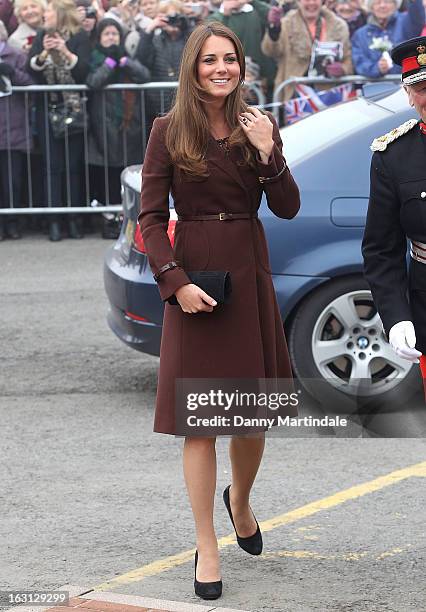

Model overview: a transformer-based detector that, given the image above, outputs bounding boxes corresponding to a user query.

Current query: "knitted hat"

[95,17,124,43]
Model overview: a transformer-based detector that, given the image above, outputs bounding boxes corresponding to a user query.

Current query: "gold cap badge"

[417,45,426,65]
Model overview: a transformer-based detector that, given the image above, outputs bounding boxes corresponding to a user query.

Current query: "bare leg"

[183,436,221,581]
[228,434,265,536]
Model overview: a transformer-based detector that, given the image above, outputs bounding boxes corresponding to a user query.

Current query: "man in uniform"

[362,36,426,393]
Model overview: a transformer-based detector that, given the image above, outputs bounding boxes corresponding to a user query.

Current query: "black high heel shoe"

[223,484,263,555]
[194,550,222,600]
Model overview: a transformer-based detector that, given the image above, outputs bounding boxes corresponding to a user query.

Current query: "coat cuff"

[256,143,288,182]
[30,55,47,71]
[156,266,191,302]
[64,54,78,70]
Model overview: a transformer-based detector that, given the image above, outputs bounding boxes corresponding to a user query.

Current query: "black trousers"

[89,165,122,205]
[36,106,85,209]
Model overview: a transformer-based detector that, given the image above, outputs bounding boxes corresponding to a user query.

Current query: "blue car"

[104,85,420,403]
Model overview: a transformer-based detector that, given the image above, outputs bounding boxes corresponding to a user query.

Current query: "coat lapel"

[206,136,250,194]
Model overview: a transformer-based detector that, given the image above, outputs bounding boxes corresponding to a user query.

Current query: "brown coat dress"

[138,111,300,435]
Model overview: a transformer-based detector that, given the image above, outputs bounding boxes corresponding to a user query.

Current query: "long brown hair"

[165,21,260,178]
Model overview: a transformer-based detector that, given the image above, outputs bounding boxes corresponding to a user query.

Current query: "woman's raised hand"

[52,33,68,53]
[174,283,217,313]
[147,13,169,32]
[239,107,274,158]
[378,56,391,75]
[42,34,57,51]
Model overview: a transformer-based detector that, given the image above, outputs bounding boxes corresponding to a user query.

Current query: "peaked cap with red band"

[391,36,426,85]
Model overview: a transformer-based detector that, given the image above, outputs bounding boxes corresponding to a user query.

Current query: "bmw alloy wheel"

[311,289,412,396]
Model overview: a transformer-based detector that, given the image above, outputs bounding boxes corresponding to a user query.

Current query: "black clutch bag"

[167,271,232,306]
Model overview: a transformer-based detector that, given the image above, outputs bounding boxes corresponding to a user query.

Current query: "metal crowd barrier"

[1,82,179,215]
[267,75,403,123]
[0,81,265,217]
[1,76,401,217]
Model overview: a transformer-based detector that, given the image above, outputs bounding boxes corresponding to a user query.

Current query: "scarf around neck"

[44,28,81,110]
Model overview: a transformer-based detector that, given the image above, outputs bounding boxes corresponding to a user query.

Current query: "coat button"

[422,192,426,199]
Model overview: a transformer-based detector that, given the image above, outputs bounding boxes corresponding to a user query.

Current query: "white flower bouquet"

[369,36,393,68]
[369,36,393,53]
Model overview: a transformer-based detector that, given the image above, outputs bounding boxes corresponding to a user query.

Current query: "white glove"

[388,321,422,363]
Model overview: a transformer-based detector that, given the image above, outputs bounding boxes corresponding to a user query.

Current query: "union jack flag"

[284,84,357,125]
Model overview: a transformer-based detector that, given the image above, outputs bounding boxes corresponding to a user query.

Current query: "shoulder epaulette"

[370,119,418,152]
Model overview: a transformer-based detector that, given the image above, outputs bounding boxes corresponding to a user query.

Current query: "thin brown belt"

[177,212,258,221]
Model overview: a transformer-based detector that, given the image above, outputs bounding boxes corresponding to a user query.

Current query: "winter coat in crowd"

[8,22,38,52]
[26,28,92,216]
[261,6,353,102]
[0,0,17,35]
[135,25,193,121]
[27,28,92,90]
[26,27,91,139]
[351,0,424,77]
[0,42,34,151]
[86,19,151,166]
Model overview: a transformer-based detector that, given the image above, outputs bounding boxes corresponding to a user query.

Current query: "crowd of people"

[0,0,424,240]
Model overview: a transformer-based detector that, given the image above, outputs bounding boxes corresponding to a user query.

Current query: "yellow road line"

[263,544,414,561]
[259,460,426,532]
[262,550,368,561]
[93,460,426,590]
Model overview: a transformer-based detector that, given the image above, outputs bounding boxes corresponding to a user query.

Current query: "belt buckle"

[219,212,226,220]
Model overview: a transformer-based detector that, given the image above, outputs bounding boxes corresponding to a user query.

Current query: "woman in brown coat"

[138,21,300,601]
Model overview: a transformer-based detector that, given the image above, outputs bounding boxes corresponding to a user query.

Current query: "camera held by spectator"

[164,12,189,28]
[75,0,98,40]
[145,0,196,35]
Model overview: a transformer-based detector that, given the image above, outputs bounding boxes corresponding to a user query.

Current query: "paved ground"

[3,587,248,612]
[1,235,426,612]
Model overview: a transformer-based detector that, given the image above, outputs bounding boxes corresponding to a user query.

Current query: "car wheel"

[288,276,421,404]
